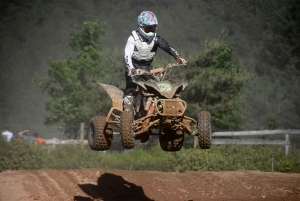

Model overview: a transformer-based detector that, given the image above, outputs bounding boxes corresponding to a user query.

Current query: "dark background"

[0,0,299,138]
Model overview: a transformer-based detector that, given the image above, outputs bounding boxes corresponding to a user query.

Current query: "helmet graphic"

[137,11,158,41]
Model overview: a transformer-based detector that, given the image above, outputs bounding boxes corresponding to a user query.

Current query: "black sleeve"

[154,35,180,59]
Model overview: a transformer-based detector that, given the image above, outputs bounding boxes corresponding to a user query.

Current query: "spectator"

[18,129,34,144]
[33,133,45,145]
[2,126,13,142]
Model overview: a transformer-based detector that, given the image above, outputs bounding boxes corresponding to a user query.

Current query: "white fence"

[44,129,300,155]
[204,129,300,155]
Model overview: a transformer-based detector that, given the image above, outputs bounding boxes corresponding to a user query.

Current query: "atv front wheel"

[88,116,113,151]
[120,110,135,149]
[159,129,184,152]
[198,111,211,149]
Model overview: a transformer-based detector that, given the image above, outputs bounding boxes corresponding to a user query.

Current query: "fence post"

[194,136,198,149]
[285,133,290,156]
[80,123,85,142]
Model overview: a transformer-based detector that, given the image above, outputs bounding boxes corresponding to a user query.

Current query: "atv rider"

[124,11,186,111]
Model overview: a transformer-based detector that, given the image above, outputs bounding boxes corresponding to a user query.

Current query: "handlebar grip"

[150,68,164,74]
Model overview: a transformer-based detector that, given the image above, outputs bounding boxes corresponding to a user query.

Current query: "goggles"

[143,25,156,33]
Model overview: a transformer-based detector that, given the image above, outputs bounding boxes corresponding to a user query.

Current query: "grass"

[1,137,299,173]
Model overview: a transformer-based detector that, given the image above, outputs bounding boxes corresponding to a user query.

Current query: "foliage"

[1,136,299,173]
[168,145,300,173]
[181,32,250,130]
[240,0,300,129]
[95,145,170,171]
[0,137,54,172]
[252,0,300,73]
[33,21,119,136]
[48,144,105,169]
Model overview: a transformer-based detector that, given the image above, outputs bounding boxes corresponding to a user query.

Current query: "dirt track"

[0,169,299,201]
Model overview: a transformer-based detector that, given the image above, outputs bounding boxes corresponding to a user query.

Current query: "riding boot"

[123,95,134,111]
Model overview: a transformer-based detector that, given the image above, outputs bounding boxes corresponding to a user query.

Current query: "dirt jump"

[0,169,299,201]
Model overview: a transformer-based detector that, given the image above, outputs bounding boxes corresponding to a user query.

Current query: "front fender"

[98,83,124,110]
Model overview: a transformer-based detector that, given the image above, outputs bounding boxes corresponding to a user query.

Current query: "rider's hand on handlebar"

[129,68,136,75]
[176,56,186,65]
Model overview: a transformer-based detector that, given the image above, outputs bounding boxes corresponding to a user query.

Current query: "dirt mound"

[0,169,299,201]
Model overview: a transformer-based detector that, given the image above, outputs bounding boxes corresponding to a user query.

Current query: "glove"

[176,57,186,65]
[129,68,136,75]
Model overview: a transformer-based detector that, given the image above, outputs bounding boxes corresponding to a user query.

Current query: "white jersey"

[124,30,180,73]
[124,34,136,72]
[2,131,13,142]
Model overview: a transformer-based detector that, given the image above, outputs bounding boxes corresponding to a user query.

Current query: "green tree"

[252,0,300,73]
[181,32,250,130]
[34,21,116,134]
[240,0,300,129]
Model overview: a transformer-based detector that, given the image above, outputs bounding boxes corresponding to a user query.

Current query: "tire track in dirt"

[66,169,100,199]
[1,169,300,201]
[9,170,89,201]
[35,170,69,199]
[0,171,32,201]
[21,171,50,201]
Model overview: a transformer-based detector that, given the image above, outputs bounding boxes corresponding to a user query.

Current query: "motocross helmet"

[137,11,158,41]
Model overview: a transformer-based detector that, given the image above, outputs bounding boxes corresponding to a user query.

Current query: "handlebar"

[130,63,187,77]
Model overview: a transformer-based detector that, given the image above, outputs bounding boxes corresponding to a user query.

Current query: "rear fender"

[98,83,124,110]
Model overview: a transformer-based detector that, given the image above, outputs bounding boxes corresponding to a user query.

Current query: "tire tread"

[120,111,135,149]
[198,111,211,149]
[89,116,112,151]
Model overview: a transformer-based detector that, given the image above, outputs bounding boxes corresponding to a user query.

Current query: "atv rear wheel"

[159,129,184,152]
[198,111,211,149]
[120,110,135,149]
[88,116,113,151]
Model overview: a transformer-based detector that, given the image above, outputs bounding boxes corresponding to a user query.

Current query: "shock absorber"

[142,98,154,129]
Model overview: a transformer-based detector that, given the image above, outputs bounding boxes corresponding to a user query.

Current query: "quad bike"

[88,62,211,152]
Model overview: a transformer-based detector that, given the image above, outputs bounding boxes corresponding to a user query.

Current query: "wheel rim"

[159,132,166,146]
